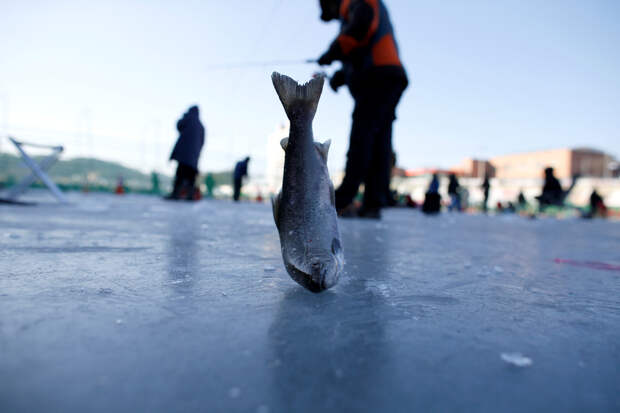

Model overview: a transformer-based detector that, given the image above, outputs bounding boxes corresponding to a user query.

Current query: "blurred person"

[405,194,418,208]
[536,167,563,207]
[422,173,441,214]
[233,157,250,202]
[115,176,125,195]
[460,187,469,211]
[585,189,607,218]
[447,173,461,212]
[317,0,408,219]
[517,191,527,209]
[428,173,439,193]
[205,173,215,198]
[151,172,160,195]
[167,106,205,201]
[536,168,581,213]
[481,174,490,212]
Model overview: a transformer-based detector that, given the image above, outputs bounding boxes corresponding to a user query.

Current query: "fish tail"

[271,72,324,121]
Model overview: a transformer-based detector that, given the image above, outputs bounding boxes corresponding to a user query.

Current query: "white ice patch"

[228,387,241,398]
[501,352,532,367]
[256,405,270,413]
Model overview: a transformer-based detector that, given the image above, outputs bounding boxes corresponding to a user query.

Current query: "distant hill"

[206,170,233,187]
[0,153,165,191]
[0,153,232,193]
[49,157,151,184]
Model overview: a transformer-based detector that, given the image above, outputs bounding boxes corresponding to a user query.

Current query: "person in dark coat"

[585,189,607,218]
[318,0,408,219]
[422,173,441,214]
[167,106,205,200]
[517,190,527,210]
[233,157,250,202]
[481,175,490,212]
[537,167,563,206]
[447,173,461,212]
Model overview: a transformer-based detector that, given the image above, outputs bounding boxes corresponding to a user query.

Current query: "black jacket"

[170,106,205,170]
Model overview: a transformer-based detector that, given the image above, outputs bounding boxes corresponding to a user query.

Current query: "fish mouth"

[285,259,339,293]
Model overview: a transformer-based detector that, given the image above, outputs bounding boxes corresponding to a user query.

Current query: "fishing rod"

[205,58,318,71]
[205,59,334,81]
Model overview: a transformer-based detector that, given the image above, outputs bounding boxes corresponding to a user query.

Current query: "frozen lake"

[1,192,619,412]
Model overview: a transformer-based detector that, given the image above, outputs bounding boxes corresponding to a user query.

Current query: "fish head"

[309,254,340,292]
[285,238,343,293]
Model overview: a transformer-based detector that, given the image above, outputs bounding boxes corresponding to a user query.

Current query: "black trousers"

[233,177,242,201]
[335,76,406,210]
[483,190,489,211]
[172,163,198,195]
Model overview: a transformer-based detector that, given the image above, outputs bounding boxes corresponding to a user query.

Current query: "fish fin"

[314,139,331,162]
[271,72,324,121]
[332,238,342,256]
[280,137,289,151]
[271,192,281,229]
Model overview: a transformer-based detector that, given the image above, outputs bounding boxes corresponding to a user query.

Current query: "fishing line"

[204,58,317,72]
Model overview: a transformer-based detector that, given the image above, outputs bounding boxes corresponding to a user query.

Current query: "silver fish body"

[271,72,344,292]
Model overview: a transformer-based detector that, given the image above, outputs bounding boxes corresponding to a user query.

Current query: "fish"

[271,72,344,293]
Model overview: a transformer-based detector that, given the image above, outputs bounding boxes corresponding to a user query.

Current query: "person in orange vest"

[318,0,408,219]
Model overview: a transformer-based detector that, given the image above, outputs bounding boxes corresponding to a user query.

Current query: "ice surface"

[228,387,242,399]
[1,191,620,412]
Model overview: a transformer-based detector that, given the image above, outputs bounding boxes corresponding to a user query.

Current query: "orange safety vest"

[337,0,403,69]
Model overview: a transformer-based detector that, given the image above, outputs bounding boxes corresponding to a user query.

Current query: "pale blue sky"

[1,0,619,176]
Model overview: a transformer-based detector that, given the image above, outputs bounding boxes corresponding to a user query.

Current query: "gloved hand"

[318,50,335,66]
[330,70,346,92]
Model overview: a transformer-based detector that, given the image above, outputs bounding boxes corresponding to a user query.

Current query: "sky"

[1,0,619,177]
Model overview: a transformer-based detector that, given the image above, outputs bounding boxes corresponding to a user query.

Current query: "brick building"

[453,148,616,179]
[453,158,494,178]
